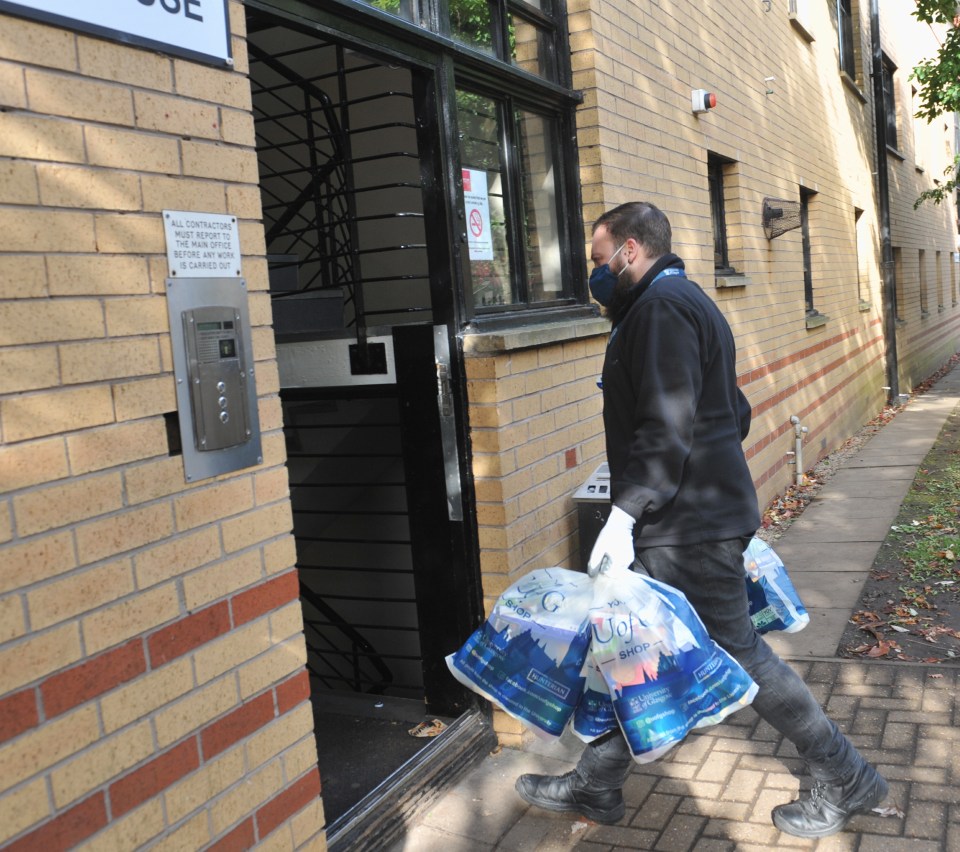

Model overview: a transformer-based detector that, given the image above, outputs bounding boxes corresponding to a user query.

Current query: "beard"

[604,275,638,328]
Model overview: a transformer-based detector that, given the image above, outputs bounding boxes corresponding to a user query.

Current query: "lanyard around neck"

[651,267,685,285]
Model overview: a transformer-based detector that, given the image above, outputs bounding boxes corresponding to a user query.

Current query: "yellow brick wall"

[465,329,607,746]
[0,5,324,850]
[880,3,960,389]
[465,0,954,746]
[466,334,607,614]
[567,0,958,512]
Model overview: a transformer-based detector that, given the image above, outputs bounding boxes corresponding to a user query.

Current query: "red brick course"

[41,639,146,719]
[201,690,275,760]
[231,570,299,626]
[0,688,39,744]
[208,817,256,852]
[255,769,321,840]
[5,793,107,852]
[276,669,310,715]
[109,737,200,817]
[147,601,231,667]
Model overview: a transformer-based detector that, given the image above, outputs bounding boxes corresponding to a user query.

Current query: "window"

[936,251,944,311]
[800,187,817,314]
[952,251,958,306]
[348,0,584,321]
[837,0,856,79]
[919,249,928,316]
[854,207,867,306]
[449,0,560,83]
[358,0,564,84]
[456,90,564,307]
[881,54,898,149]
[912,86,926,170]
[788,0,815,42]
[893,247,904,322]
[708,153,735,274]
[355,0,416,23]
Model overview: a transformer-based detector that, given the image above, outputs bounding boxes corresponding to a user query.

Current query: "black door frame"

[245,0,486,712]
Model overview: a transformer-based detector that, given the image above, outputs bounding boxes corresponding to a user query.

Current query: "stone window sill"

[715,272,751,289]
[462,316,610,354]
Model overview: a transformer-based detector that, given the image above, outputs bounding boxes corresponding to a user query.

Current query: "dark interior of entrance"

[246,8,475,837]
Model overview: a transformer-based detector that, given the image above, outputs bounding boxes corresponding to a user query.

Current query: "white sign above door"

[0,0,232,66]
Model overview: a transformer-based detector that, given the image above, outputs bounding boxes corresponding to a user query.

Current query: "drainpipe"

[788,415,808,486]
[870,0,899,402]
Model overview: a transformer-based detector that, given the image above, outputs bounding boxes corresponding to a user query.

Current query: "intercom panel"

[166,278,262,482]
[182,305,249,451]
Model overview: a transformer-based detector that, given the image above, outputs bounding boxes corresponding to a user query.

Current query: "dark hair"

[593,202,672,257]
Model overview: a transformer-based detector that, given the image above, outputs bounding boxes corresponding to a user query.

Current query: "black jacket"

[601,253,760,546]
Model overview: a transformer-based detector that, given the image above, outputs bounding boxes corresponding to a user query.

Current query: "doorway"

[245,6,488,845]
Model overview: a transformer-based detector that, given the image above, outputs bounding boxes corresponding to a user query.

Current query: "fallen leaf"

[867,641,891,657]
[928,673,944,679]
[872,805,905,818]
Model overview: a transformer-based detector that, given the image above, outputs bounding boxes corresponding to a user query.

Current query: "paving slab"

[770,541,885,572]
[765,607,858,658]
[782,512,898,542]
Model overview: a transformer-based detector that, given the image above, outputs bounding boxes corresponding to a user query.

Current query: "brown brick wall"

[0,5,324,849]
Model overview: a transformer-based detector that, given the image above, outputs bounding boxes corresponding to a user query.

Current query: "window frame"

[800,186,817,315]
[836,0,857,80]
[919,249,929,317]
[454,82,578,317]
[708,153,737,276]
[881,53,898,151]
[329,0,590,329]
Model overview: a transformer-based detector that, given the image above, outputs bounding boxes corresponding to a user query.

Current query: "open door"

[246,5,490,846]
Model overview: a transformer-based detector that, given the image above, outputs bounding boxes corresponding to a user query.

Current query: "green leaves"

[909,1,960,208]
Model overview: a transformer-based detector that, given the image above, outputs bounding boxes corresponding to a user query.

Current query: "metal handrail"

[299,580,394,694]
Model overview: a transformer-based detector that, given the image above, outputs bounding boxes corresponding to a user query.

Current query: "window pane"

[509,13,555,80]
[838,0,855,77]
[516,108,564,300]
[450,0,496,55]
[355,0,416,23]
[882,59,897,148]
[708,159,727,269]
[800,189,814,312]
[457,91,516,306]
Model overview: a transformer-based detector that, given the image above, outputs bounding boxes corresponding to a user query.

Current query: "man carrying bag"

[515,202,887,839]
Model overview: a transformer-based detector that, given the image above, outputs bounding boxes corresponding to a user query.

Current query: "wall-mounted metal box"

[571,462,611,570]
[166,277,262,482]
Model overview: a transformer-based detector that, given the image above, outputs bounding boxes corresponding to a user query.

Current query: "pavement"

[387,367,960,852]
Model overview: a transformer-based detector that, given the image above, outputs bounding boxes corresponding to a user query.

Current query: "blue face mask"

[588,243,626,306]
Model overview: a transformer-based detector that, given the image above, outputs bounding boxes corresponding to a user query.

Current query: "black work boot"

[514,769,625,824]
[772,761,888,838]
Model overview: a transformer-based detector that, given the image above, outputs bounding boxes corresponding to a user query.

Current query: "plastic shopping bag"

[571,655,618,743]
[445,567,594,738]
[588,565,758,763]
[743,537,809,634]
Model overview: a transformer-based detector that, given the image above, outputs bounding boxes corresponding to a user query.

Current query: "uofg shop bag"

[447,563,758,762]
[743,537,809,634]
[445,567,594,738]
